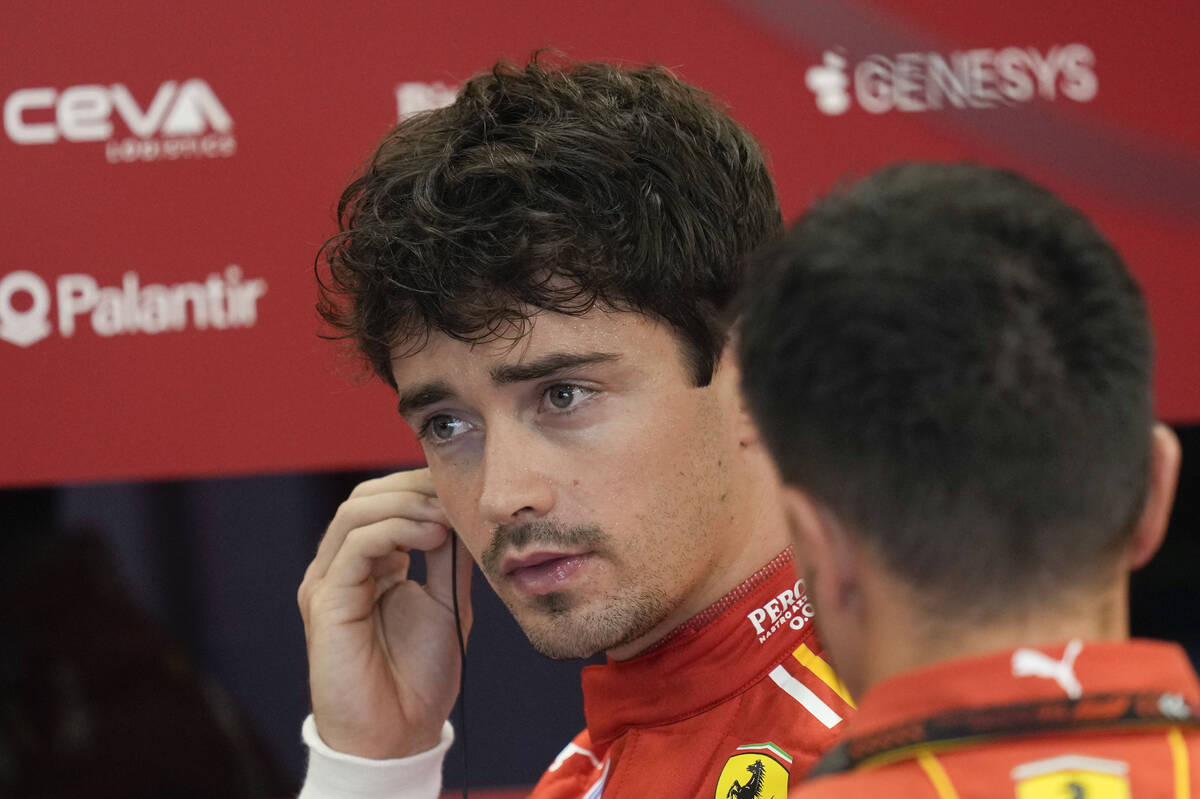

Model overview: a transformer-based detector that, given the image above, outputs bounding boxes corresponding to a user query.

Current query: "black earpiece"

[450,531,468,799]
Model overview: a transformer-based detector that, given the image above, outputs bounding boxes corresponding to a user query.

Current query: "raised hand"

[297,468,473,758]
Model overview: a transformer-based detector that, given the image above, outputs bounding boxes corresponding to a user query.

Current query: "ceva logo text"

[4,79,236,163]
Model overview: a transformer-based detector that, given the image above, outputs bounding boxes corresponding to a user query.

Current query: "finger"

[324,517,450,590]
[300,535,419,633]
[425,533,474,633]
[348,467,435,499]
[310,490,449,580]
[371,550,411,601]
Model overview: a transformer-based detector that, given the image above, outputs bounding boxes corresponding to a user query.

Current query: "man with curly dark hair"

[296,56,852,798]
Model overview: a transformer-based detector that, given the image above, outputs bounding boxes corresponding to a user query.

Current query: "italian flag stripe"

[735,742,793,765]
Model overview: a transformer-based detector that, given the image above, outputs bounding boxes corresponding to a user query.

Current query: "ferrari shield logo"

[715,744,790,799]
[1012,755,1131,799]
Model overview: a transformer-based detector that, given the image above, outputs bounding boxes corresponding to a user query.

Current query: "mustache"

[481,520,607,576]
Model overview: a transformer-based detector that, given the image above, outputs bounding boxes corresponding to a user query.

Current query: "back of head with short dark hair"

[738,162,1154,618]
[317,54,783,388]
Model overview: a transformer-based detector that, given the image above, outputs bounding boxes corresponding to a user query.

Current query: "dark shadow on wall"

[0,488,290,798]
[0,472,594,795]
[0,423,1195,794]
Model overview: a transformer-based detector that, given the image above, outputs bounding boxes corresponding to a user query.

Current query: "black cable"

[450,532,468,799]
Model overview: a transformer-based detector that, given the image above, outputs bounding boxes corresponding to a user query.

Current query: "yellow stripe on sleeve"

[1168,726,1191,799]
[916,751,961,799]
[793,643,857,708]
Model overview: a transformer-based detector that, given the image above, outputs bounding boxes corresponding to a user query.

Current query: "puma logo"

[1011,639,1083,698]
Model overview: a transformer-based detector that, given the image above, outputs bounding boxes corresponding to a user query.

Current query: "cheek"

[591,395,729,546]
[572,407,693,518]
[604,389,719,473]
[428,464,487,555]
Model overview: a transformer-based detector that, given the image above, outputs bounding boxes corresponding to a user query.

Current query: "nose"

[476,417,556,525]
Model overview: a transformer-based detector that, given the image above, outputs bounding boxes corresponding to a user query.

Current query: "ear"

[1126,423,1181,570]
[780,485,860,614]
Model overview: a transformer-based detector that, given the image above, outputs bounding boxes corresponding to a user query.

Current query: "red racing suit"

[791,639,1200,798]
[526,549,854,798]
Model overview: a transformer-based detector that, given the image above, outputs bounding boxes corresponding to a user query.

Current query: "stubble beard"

[516,584,670,659]
[482,520,671,660]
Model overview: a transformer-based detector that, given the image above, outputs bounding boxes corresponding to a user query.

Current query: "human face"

[391,309,745,659]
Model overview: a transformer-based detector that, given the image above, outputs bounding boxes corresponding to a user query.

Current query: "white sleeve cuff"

[298,714,453,799]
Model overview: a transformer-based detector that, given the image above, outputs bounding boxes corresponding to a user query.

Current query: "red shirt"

[792,639,1200,798]
[528,550,855,798]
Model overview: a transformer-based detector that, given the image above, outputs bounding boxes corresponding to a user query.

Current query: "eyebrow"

[489,351,621,384]
[396,382,455,417]
[395,351,621,417]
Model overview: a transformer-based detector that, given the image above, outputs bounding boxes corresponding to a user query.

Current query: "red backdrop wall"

[3,0,1197,486]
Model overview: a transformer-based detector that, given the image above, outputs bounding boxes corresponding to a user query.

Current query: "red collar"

[846,639,1200,741]
[580,549,819,745]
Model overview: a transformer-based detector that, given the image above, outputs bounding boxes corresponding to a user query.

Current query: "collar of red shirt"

[843,638,1200,741]
[579,548,820,745]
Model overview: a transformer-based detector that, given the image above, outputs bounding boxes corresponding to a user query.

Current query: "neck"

[606,445,791,660]
[852,569,1130,698]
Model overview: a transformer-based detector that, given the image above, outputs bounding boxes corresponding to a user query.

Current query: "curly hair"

[317,54,782,388]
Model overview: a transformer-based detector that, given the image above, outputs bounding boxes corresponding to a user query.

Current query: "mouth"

[501,550,593,596]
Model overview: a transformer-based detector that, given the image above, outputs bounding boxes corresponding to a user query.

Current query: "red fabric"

[793,639,1200,797]
[529,551,853,797]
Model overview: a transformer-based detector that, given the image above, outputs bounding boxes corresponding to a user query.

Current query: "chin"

[524,630,613,660]
[514,588,670,660]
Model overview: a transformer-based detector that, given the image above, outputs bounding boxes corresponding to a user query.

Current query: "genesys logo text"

[3,79,236,163]
[806,44,1097,116]
[0,267,267,348]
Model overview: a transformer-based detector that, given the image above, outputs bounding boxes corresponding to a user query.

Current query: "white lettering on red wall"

[3,79,236,162]
[395,81,458,120]
[806,44,1098,116]
[0,267,267,347]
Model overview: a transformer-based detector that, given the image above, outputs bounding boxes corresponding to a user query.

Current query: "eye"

[421,414,471,444]
[542,383,594,411]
